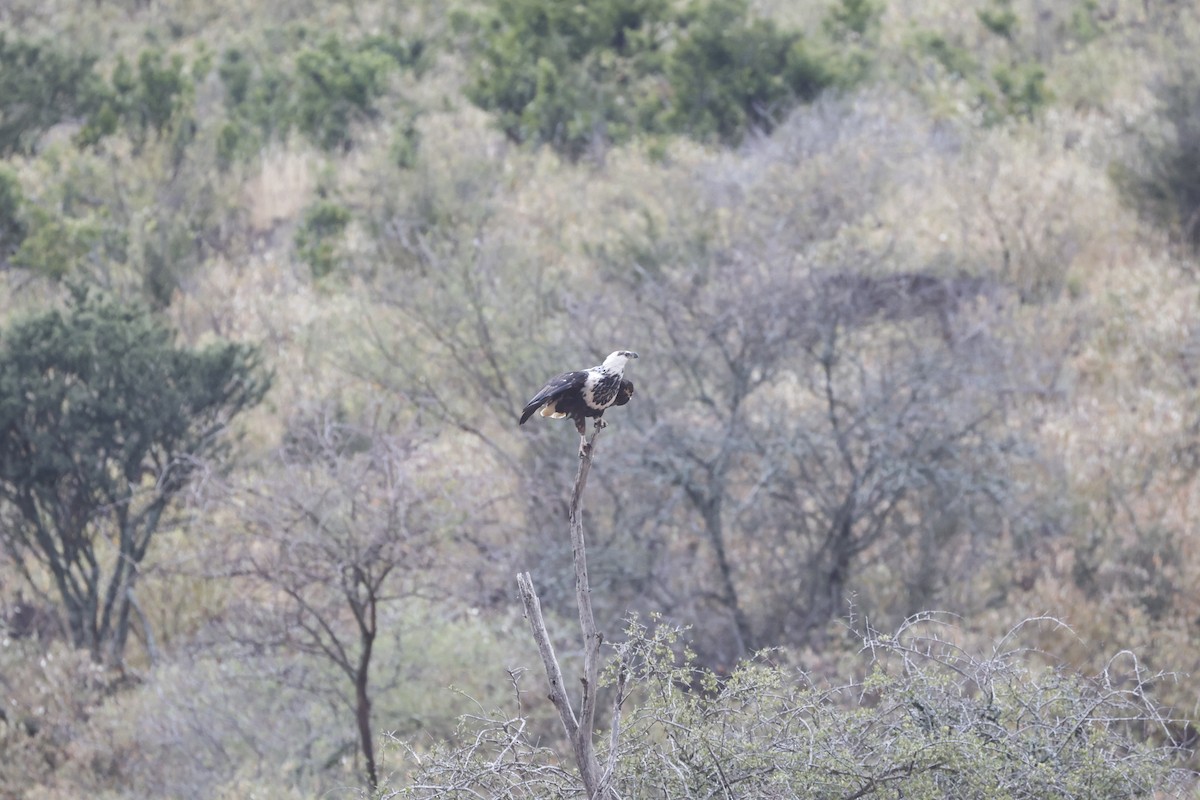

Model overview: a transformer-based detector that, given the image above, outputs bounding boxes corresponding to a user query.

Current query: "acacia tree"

[0,288,268,665]
[230,411,454,792]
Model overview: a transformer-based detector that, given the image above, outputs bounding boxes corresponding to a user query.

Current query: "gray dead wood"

[517,425,614,798]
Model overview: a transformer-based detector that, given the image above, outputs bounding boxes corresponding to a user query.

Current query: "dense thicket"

[393,616,1185,798]
[0,35,107,156]
[464,0,868,156]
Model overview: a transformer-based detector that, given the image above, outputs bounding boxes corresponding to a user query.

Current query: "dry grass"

[242,143,317,236]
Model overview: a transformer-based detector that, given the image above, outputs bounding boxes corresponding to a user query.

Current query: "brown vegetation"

[1,0,1199,796]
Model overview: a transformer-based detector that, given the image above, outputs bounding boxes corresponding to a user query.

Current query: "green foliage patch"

[0,35,196,155]
[909,0,1053,126]
[0,165,25,260]
[465,0,873,157]
[78,48,193,152]
[10,206,110,280]
[0,34,109,156]
[294,35,401,151]
[465,0,673,158]
[0,288,270,663]
[218,31,425,156]
[0,27,424,164]
[666,0,836,145]
[6,153,130,286]
[216,46,294,163]
[1113,63,1200,252]
[295,197,351,279]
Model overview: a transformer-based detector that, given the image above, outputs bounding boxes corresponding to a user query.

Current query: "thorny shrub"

[382,614,1190,798]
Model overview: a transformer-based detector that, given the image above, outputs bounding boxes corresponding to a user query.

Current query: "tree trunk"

[356,626,378,791]
[699,497,753,655]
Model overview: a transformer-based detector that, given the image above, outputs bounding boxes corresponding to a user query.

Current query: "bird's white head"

[602,350,639,372]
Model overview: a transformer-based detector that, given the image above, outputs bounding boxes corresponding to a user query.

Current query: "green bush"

[294,36,397,151]
[128,49,191,141]
[295,198,351,279]
[989,61,1049,122]
[218,46,254,107]
[10,207,107,280]
[1066,0,1106,46]
[6,143,228,304]
[215,46,294,165]
[666,0,835,145]
[978,0,1019,39]
[0,165,26,260]
[465,0,851,156]
[467,0,673,158]
[912,11,1051,126]
[216,32,424,156]
[824,0,882,40]
[214,120,243,170]
[1114,65,1200,251]
[821,0,883,85]
[6,153,131,284]
[140,212,203,308]
[0,34,108,156]
[390,111,421,169]
[218,46,293,143]
[76,48,193,151]
[916,32,976,80]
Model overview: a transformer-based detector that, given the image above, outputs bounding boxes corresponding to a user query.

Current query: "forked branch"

[516,425,611,798]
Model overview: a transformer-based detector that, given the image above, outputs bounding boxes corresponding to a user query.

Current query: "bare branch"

[515,571,578,740]
[517,424,611,798]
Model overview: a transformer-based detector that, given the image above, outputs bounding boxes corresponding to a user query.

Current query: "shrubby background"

[1,0,1199,796]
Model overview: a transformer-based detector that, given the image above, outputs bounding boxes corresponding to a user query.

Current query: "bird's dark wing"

[612,379,635,407]
[519,370,587,425]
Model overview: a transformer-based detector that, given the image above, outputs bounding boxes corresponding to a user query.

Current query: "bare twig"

[516,572,578,739]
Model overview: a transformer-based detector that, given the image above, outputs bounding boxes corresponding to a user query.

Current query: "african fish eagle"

[519,351,638,442]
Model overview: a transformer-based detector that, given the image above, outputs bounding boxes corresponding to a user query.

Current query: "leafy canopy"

[0,289,270,661]
[0,34,109,156]
[465,0,863,157]
[217,31,425,156]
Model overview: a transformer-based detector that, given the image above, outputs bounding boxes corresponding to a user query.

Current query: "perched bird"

[519,350,638,446]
